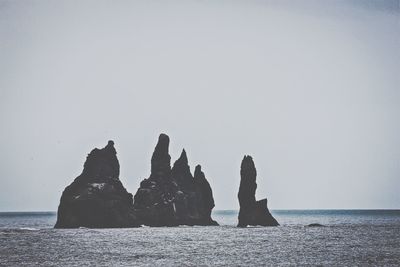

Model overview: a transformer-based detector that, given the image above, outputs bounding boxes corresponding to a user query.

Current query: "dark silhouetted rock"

[307,223,325,227]
[150,133,172,182]
[237,155,279,227]
[194,165,217,224]
[133,134,218,226]
[55,141,139,228]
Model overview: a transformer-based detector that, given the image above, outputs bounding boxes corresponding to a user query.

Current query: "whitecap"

[19,227,40,231]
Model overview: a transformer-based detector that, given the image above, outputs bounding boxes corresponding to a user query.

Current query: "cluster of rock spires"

[55,134,278,228]
[133,134,218,226]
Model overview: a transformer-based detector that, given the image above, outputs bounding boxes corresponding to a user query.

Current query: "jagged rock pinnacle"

[178,149,188,165]
[194,165,203,179]
[150,134,171,180]
[237,155,279,227]
[194,164,217,223]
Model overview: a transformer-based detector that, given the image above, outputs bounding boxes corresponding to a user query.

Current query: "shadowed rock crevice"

[238,155,279,227]
[133,134,218,226]
[55,141,139,228]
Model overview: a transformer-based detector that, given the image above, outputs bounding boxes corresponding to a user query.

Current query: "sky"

[0,0,399,211]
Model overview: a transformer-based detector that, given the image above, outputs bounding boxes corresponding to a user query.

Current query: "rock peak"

[194,165,203,179]
[193,164,217,223]
[150,133,171,179]
[241,155,256,179]
[158,133,169,147]
[82,141,120,180]
[104,140,117,155]
[171,148,193,191]
[172,149,189,169]
[153,134,170,157]
[238,155,279,227]
[178,149,188,164]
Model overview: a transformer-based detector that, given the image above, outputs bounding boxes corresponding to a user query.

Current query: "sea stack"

[133,134,218,226]
[237,155,279,227]
[55,141,139,228]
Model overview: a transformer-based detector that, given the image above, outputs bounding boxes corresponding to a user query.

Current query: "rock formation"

[133,134,218,226]
[307,223,324,227]
[237,155,279,227]
[55,134,219,228]
[55,141,139,228]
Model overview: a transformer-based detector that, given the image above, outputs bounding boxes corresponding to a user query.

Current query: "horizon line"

[1,208,399,213]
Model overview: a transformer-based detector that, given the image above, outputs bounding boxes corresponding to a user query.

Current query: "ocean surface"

[1,210,399,266]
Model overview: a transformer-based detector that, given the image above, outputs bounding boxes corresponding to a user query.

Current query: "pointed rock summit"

[55,141,139,228]
[194,165,216,222]
[150,133,171,181]
[133,134,218,226]
[172,149,194,192]
[237,156,279,227]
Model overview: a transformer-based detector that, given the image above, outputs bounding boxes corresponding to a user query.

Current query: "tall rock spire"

[238,156,257,210]
[237,155,279,227]
[150,134,171,181]
[194,165,217,224]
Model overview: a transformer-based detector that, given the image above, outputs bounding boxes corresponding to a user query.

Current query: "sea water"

[1,210,399,266]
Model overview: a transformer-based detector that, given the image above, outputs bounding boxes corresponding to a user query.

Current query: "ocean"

[1,210,399,266]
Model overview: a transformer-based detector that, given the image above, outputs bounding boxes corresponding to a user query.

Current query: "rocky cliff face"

[237,156,279,227]
[133,134,218,226]
[55,141,139,228]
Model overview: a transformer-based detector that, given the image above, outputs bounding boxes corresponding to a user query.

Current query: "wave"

[19,227,40,231]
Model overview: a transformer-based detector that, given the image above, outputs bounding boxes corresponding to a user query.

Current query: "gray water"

[1,210,400,266]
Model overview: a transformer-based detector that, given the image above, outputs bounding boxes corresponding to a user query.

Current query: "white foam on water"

[19,227,40,231]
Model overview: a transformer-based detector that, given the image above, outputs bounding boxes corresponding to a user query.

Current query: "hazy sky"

[0,0,399,211]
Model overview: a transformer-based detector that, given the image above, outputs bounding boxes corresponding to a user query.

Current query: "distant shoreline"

[1,209,400,214]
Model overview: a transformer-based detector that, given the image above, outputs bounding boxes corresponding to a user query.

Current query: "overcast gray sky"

[0,0,399,211]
